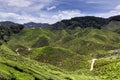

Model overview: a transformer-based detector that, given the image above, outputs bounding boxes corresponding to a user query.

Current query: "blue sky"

[0,0,120,24]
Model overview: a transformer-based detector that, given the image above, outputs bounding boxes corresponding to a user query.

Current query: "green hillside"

[8,28,56,48]
[1,23,120,80]
[94,55,120,80]
[53,28,120,56]
[0,45,101,80]
[7,27,120,68]
[25,46,89,71]
[103,21,120,32]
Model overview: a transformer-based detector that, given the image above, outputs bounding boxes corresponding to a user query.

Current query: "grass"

[25,46,90,71]
[8,28,56,48]
[103,21,120,32]
[0,45,101,80]
[93,55,120,80]
[4,27,120,80]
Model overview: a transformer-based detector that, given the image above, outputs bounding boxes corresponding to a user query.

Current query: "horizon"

[0,15,120,25]
[0,0,120,24]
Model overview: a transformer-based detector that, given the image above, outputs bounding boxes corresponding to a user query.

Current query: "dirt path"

[15,47,31,55]
[15,48,20,55]
[90,59,97,71]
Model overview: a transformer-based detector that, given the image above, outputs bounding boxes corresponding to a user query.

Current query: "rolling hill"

[0,44,100,80]
[26,46,89,71]
[1,15,120,80]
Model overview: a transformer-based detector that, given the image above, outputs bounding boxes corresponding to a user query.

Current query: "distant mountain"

[50,16,108,30]
[0,21,20,26]
[1,15,120,30]
[109,15,120,21]
[24,22,50,28]
[50,15,120,30]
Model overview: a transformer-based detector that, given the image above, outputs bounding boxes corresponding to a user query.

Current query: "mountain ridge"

[0,15,120,29]
[24,22,50,28]
[50,15,120,30]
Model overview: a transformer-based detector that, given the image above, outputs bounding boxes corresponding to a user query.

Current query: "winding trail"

[15,48,20,55]
[90,59,97,71]
[15,47,31,55]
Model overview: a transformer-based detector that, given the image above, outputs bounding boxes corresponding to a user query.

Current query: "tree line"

[0,24,24,43]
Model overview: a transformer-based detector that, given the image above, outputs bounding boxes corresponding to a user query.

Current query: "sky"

[0,0,120,24]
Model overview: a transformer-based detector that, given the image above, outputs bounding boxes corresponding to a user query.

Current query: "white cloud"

[115,5,120,10]
[92,11,119,18]
[47,6,56,11]
[0,0,54,10]
[1,9,118,24]
[0,12,19,18]
[0,10,86,24]
[52,10,85,21]
[0,8,120,25]
[0,12,39,23]
[7,0,32,7]
[92,5,120,18]
[33,0,55,11]
[1,0,120,24]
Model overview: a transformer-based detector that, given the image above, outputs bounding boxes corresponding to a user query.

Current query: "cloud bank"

[0,0,120,24]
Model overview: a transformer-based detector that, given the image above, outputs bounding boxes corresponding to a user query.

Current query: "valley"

[0,16,120,80]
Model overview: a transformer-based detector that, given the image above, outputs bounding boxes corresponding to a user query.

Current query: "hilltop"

[50,15,120,30]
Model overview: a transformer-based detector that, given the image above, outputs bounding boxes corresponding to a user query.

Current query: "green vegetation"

[8,28,55,49]
[3,26,120,80]
[0,45,100,80]
[94,55,120,80]
[51,16,108,30]
[27,46,89,71]
[0,24,24,42]
[103,21,120,32]
[1,15,120,80]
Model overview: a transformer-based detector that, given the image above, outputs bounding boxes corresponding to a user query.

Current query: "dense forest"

[0,24,24,43]
[50,15,120,30]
